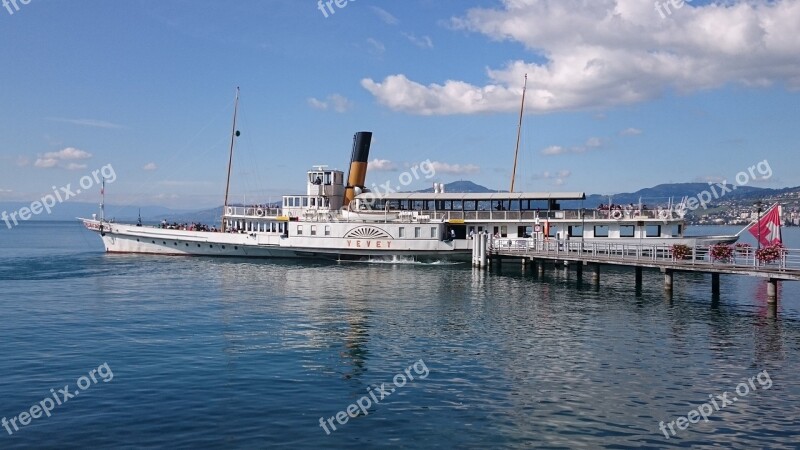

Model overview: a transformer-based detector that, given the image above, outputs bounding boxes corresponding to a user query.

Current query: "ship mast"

[221,87,240,232]
[509,74,527,193]
[100,177,105,222]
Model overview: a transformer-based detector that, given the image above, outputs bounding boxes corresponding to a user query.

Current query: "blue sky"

[1,0,798,208]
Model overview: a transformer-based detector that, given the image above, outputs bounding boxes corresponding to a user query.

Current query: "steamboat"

[81,91,736,260]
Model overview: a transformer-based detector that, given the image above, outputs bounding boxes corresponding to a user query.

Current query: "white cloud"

[47,117,124,129]
[542,145,566,156]
[34,158,59,168]
[370,6,398,25]
[308,98,327,110]
[369,159,399,171]
[143,162,158,171]
[65,163,87,171]
[366,37,386,56]
[620,127,643,136]
[695,175,725,183]
[429,161,480,175]
[585,137,603,148]
[363,0,800,115]
[43,147,92,160]
[533,169,572,186]
[404,33,434,49]
[307,94,353,113]
[541,137,605,156]
[34,147,93,169]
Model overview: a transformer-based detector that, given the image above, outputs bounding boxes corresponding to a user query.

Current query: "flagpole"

[756,201,763,250]
[734,221,755,237]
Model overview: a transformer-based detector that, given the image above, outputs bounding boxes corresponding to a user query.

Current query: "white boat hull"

[84,220,472,261]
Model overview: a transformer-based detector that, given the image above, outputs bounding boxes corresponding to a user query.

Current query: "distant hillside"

[416,180,497,193]
[0,202,190,223]
[578,183,766,208]
[6,181,797,226]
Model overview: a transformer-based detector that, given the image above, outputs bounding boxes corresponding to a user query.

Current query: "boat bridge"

[481,238,800,302]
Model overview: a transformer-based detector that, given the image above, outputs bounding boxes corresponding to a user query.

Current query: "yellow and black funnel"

[343,131,372,206]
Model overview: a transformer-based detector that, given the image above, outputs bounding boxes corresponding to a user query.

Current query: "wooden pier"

[480,239,800,302]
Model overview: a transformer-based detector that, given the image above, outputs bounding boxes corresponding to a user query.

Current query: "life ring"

[611,210,623,220]
[256,208,265,217]
[226,207,233,215]
[658,210,670,220]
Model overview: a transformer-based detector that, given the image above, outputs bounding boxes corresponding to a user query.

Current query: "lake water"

[1,222,799,448]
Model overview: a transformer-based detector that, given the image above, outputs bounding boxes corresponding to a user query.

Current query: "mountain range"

[2,181,796,225]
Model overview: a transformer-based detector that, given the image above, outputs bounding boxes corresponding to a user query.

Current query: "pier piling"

[768,279,778,302]
[663,269,673,291]
[488,240,799,307]
[591,264,600,283]
[711,273,720,295]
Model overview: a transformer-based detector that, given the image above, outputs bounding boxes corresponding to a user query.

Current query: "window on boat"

[569,225,583,238]
[431,227,437,238]
[415,227,421,238]
[325,225,331,236]
[500,226,508,238]
[303,197,309,207]
[646,225,661,237]
[310,198,316,207]
[297,225,303,235]
[399,227,405,238]
[594,225,609,237]
[325,172,332,185]
[310,225,317,236]
[620,225,635,238]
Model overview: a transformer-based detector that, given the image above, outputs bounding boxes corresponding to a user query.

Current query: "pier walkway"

[485,239,800,301]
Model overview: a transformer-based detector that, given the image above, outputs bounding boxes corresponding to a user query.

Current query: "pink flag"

[748,203,782,247]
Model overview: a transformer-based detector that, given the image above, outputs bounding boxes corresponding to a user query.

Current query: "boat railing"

[489,239,799,271]
[423,209,680,222]
[226,206,282,218]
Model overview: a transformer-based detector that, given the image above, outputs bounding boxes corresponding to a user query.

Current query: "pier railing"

[490,239,800,271]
